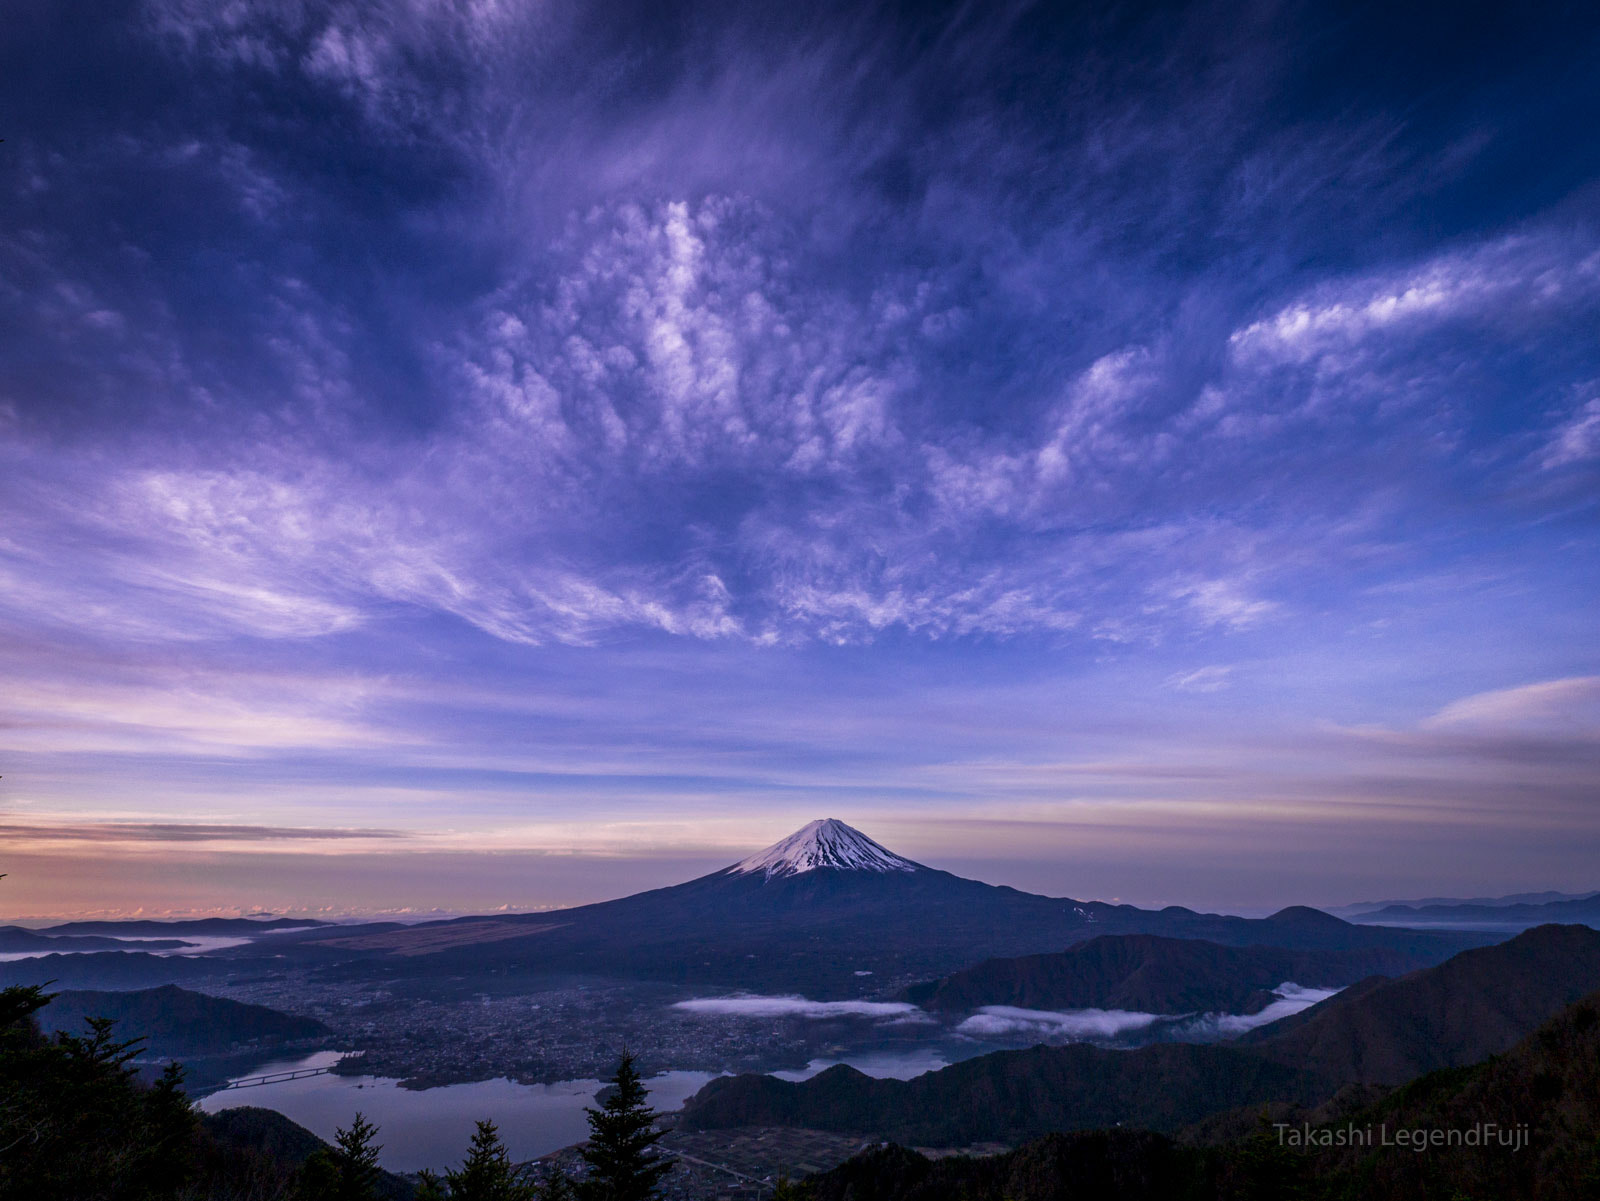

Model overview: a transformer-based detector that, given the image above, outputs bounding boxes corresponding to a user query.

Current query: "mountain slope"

[905,934,1432,1014]
[202,1108,415,1201]
[681,1042,1333,1146]
[1242,922,1600,1083]
[731,818,920,877]
[41,985,329,1058]
[800,990,1600,1201]
[1288,987,1600,1200]
[277,820,1491,996]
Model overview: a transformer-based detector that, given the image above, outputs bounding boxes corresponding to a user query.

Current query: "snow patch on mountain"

[730,819,920,879]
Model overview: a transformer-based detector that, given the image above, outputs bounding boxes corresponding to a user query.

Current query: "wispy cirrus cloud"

[1541,396,1600,470]
[1,0,1597,917]
[0,820,410,845]
[1423,676,1600,733]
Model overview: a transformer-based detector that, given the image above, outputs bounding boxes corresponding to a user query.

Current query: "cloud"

[1227,237,1599,368]
[956,1005,1166,1041]
[955,984,1341,1043]
[0,821,409,844]
[1173,983,1340,1038]
[1165,665,1233,693]
[672,995,923,1020]
[1542,397,1600,469]
[1170,580,1278,631]
[2,0,1599,919]
[1423,676,1600,733]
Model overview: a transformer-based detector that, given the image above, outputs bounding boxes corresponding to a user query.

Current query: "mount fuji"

[271,819,1493,997]
[729,818,920,878]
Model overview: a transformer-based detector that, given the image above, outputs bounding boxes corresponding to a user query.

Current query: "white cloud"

[1165,665,1233,693]
[1424,676,1600,732]
[466,197,910,479]
[1541,397,1600,469]
[1228,236,1598,368]
[1170,579,1278,630]
[955,984,1341,1043]
[955,1005,1165,1040]
[672,995,923,1020]
[1172,983,1340,1038]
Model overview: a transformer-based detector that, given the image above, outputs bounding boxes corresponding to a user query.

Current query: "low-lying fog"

[671,982,1341,1052]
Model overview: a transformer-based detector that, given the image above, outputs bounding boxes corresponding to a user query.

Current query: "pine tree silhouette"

[577,1050,674,1201]
[445,1118,534,1200]
[329,1111,384,1200]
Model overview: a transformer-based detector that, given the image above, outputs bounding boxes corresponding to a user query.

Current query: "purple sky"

[2,0,1598,919]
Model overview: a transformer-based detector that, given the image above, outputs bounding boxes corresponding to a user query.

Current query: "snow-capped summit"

[730,818,921,880]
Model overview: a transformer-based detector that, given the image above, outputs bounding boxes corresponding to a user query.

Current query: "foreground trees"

[417,1119,536,1201]
[1,988,673,1201]
[298,1112,385,1201]
[0,983,200,1201]
[575,1050,675,1201]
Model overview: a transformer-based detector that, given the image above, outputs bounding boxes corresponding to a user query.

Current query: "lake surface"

[199,1047,948,1172]
[200,1053,720,1172]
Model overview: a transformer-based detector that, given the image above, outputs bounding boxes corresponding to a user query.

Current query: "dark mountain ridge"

[681,924,1600,1145]
[41,985,330,1059]
[1240,921,1600,1083]
[681,1041,1335,1147]
[904,933,1434,1014]
[798,988,1600,1201]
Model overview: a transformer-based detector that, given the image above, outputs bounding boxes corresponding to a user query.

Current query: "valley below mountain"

[8,820,1600,1194]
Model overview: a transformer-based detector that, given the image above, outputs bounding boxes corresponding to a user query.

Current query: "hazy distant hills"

[1329,888,1599,917]
[682,924,1600,1145]
[904,934,1433,1014]
[1353,893,1600,930]
[0,926,191,953]
[271,822,1492,996]
[41,985,330,1059]
[38,917,331,937]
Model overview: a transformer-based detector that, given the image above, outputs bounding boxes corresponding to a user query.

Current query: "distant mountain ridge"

[38,917,331,937]
[0,927,191,953]
[904,934,1437,1014]
[262,820,1493,997]
[1331,888,1599,917]
[1354,893,1600,930]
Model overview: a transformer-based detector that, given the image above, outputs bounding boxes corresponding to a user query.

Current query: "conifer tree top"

[578,1051,674,1201]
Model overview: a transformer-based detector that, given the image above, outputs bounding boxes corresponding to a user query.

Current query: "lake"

[199,1047,944,1172]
